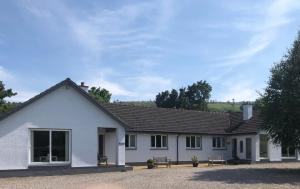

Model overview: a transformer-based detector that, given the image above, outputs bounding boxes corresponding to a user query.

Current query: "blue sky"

[0,0,300,102]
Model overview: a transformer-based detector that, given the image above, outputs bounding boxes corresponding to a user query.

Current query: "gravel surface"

[0,163,300,189]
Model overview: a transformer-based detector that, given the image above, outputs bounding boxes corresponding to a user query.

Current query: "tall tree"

[88,86,111,103]
[155,81,212,111]
[260,32,300,148]
[0,81,17,113]
[185,81,212,110]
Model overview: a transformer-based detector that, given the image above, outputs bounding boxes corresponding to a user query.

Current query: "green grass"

[208,102,241,112]
[116,101,242,112]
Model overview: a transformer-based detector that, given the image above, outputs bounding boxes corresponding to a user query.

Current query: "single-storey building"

[0,78,298,170]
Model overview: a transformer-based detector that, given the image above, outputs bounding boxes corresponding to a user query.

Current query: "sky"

[0,0,300,102]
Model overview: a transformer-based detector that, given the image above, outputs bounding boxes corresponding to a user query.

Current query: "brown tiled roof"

[226,112,262,134]
[103,103,240,134]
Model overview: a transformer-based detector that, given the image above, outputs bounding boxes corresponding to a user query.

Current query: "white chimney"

[243,104,253,120]
[79,82,89,92]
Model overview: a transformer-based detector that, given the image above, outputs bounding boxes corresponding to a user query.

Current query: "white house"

[0,78,298,170]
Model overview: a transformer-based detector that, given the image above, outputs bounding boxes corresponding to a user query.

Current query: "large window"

[31,129,70,164]
[282,145,296,158]
[212,137,226,149]
[151,135,167,149]
[186,136,202,149]
[259,134,268,158]
[125,134,136,149]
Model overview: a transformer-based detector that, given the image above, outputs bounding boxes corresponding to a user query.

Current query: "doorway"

[232,138,237,158]
[98,134,105,157]
[246,138,252,160]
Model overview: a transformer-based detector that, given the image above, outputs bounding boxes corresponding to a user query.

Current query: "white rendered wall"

[125,134,231,163]
[0,86,125,170]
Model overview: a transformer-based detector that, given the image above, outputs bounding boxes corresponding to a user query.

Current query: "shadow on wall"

[190,168,300,185]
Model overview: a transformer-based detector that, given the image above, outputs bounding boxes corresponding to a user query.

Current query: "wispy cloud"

[215,0,300,68]
[18,0,175,101]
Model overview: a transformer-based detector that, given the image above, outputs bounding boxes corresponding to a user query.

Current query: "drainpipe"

[176,134,179,165]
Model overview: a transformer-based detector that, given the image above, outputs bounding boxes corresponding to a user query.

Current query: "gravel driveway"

[0,163,300,189]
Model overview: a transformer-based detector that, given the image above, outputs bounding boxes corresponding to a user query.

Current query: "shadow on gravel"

[191,168,300,185]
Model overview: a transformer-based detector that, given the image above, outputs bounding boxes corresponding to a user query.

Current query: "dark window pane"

[162,136,167,147]
[191,136,195,148]
[151,136,155,147]
[52,131,69,162]
[240,141,243,153]
[196,137,201,148]
[213,138,216,148]
[130,135,136,148]
[217,138,221,148]
[32,131,50,162]
[186,136,190,147]
[288,147,296,157]
[125,135,129,148]
[156,135,162,148]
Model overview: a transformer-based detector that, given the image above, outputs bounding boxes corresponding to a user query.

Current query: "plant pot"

[192,163,199,167]
[147,164,154,169]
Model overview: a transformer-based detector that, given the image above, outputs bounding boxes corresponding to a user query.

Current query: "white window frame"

[150,135,168,149]
[186,135,202,150]
[29,128,71,166]
[212,136,226,150]
[125,134,137,149]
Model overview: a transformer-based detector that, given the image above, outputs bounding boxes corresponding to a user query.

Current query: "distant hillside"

[115,101,242,112]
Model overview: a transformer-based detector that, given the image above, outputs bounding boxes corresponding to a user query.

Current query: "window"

[212,137,226,149]
[125,134,136,149]
[151,135,167,148]
[259,134,268,158]
[186,136,202,149]
[31,129,70,164]
[240,141,244,153]
[282,144,296,158]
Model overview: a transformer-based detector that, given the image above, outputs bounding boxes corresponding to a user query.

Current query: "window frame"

[186,135,202,150]
[212,136,227,150]
[29,128,71,166]
[125,134,137,150]
[150,134,168,149]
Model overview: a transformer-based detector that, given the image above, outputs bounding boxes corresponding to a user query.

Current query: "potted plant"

[191,156,199,167]
[147,159,154,169]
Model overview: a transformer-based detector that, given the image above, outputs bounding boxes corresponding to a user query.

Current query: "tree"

[0,81,17,113]
[260,32,300,148]
[185,81,212,110]
[88,86,111,103]
[155,80,212,111]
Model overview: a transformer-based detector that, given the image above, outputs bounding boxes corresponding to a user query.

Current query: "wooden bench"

[208,155,227,167]
[153,156,171,168]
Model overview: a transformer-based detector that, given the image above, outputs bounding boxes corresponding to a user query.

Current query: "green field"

[208,102,241,112]
[116,101,242,112]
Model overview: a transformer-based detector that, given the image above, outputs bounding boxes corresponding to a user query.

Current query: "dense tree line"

[155,81,212,111]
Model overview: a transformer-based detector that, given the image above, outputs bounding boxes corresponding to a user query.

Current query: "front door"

[98,134,104,157]
[232,138,237,158]
[246,138,252,159]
